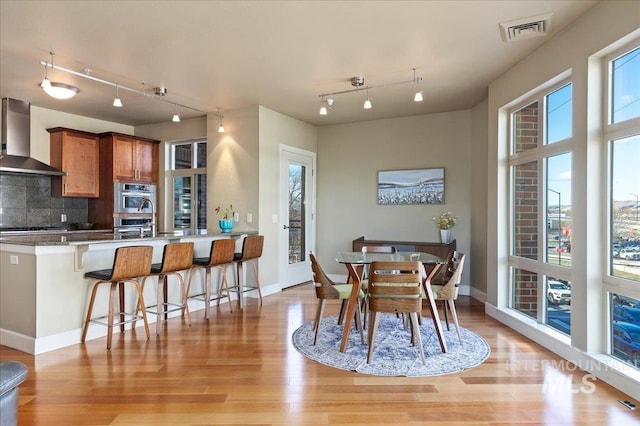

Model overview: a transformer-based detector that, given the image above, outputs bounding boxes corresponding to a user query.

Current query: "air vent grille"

[500,13,552,42]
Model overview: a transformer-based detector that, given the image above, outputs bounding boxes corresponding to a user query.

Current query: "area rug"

[292,315,490,376]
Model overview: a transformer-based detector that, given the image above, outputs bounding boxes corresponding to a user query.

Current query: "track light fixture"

[40,51,79,100]
[38,51,209,122]
[363,88,372,109]
[217,107,225,132]
[317,67,423,115]
[172,103,180,122]
[113,84,123,107]
[413,68,423,102]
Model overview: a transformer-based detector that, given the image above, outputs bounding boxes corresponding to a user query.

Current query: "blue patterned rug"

[292,315,491,376]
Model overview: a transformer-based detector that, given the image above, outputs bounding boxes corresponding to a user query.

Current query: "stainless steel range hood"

[1,98,66,176]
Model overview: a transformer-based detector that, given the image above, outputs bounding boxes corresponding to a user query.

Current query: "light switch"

[272,214,278,223]
[247,213,253,223]
[10,255,19,265]
[233,212,240,222]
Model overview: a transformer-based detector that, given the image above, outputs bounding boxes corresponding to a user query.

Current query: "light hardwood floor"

[2,284,639,425]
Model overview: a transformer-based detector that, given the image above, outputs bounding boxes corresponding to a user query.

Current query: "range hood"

[1,98,66,176]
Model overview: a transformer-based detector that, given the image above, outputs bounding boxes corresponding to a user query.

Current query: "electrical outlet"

[247,213,253,223]
[233,212,240,222]
[61,214,67,223]
[272,214,278,223]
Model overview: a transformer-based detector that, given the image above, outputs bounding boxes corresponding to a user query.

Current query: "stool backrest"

[207,238,236,266]
[238,235,264,261]
[159,242,194,273]
[110,246,153,280]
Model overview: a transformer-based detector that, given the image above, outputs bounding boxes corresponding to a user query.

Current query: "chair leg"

[204,267,212,320]
[118,281,125,333]
[107,282,117,350]
[410,312,426,365]
[155,275,165,336]
[220,265,234,313]
[313,300,326,345]
[249,260,262,305]
[354,299,365,344]
[442,300,450,330]
[447,300,463,345]
[81,280,102,343]
[235,261,244,309]
[175,273,192,326]
[366,312,380,364]
[338,300,347,325]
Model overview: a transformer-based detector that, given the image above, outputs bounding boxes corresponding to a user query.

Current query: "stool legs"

[235,260,262,309]
[81,278,150,350]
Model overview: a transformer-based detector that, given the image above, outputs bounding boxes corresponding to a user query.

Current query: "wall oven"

[114,182,156,214]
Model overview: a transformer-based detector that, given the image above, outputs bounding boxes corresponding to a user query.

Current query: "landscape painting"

[377,168,445,205]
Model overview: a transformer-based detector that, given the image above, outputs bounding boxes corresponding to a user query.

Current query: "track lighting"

[40,51,79,100]
[172,103,180,122]
[38,51,209,122]
[217,107,225,132]
[413,68,423,102]
[363,88,372,109]
[318,68,423,115]
[320,95,328,115]
[113,84,123,107]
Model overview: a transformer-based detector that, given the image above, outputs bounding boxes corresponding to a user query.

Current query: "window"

[169,140,207,232]
[509,80,573,336]
[605,42,640,368]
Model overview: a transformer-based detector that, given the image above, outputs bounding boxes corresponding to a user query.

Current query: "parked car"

[612,243,622,258]
[612,321,640,366]
[619,248,640,260]
[547,280,571,305]
[613,305,640,325]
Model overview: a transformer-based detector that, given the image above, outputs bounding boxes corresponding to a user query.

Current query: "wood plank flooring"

[2,283,640,425]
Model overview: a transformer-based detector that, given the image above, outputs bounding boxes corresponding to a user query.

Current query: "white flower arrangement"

[433,212,457,230]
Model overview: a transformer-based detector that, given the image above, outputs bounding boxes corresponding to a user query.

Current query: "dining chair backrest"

[109,246,154,281]
[158,242,194,273]
[434,252,465,301]
[309,252,339,299]
[368,261,422,313]
[207,239,236,267]
[238,235,264,261]
[361,245,397,254]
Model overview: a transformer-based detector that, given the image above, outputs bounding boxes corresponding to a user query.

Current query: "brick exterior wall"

[512,103,539,315]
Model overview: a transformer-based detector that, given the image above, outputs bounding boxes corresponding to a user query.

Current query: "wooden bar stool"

[82,245,153,350]
[232,235,264,309]
[186,238,236,319]
[137,242,194,335]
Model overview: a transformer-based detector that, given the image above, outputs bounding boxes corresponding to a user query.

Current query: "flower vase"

[440,229,451,244]
[219,219,234,233]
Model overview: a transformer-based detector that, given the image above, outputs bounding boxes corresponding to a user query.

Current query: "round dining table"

[335,251,448,354]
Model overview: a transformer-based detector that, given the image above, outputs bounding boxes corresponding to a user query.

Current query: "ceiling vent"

[499,13,552,43]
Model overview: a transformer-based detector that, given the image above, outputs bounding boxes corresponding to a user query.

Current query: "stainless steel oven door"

[115,193,154,213]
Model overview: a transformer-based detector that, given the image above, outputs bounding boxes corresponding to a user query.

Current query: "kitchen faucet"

[137,197,156,237]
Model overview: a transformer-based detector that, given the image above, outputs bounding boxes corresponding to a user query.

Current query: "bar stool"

[186,238,236,319]
[138,242,194,335]
[82,245,153,350]
[233,235,264,309]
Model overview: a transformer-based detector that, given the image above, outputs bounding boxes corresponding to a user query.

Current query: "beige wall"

[316,111,473,289]
[470,99,488,295]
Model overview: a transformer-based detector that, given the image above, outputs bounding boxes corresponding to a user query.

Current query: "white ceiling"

[0,1,599,127]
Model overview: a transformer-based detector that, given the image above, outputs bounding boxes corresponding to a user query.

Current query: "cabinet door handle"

[63,183,67,195]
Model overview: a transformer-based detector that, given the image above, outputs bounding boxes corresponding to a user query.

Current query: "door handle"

[283,225,290,230]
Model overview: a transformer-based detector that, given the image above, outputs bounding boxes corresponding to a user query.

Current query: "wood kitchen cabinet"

[100,132,159,183]
[47,127,100,198]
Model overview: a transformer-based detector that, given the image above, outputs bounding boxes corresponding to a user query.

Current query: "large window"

[606,44,640,367]
[169,140,207,232]
[509,81,573,336]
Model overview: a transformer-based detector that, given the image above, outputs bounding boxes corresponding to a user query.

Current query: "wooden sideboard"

[352,236,456,274]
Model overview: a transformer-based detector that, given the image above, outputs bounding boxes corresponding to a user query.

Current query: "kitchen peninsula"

[0,230,256,354]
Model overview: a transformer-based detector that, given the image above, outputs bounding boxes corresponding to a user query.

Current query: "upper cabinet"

[48,127,100,198]
[100,132,159,183]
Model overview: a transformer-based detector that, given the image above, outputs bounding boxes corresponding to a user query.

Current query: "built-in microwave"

[114,182,156,214]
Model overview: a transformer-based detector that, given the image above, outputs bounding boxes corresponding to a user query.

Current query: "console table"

[352,236,456,274]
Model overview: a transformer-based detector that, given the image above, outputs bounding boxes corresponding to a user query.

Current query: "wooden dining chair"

[429,251,466,345]
[366,260,426,365]
[309,252,364,345]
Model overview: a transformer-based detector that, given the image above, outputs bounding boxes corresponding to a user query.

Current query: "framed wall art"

[377,168,445,205]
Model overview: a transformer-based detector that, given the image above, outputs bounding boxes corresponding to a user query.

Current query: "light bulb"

[363,98,372,109]
[414,91,423,102]
[40,77,51,89]
[218,124,225,133]
[320,105,328,115]
[172,113,180,122]
[113,97,123,107]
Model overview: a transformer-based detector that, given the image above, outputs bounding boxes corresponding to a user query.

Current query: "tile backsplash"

[0,173,88,228]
